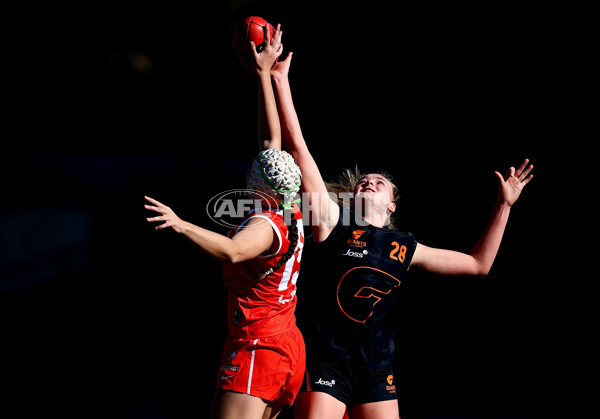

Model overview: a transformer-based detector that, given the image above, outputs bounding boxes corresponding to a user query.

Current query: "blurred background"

[3,0,567,418]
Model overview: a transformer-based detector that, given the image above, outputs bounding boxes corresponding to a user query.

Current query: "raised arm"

[410,159,534,276]
[144,196,275,264]
[252,24,283,151]
[271,54,340,241]
[143,28,289,265]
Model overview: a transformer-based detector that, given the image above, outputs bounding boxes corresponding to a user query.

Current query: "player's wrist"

[270,71,285,83]
[256,67,272,79]
[172,219,191,235]
[494,199,512,212]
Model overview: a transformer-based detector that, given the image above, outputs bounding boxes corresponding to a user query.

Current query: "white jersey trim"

[246,338,259,394]
[278,218,303,291]
[236,214,283,258]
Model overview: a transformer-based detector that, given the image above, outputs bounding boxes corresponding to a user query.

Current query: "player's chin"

[356,192,376,201]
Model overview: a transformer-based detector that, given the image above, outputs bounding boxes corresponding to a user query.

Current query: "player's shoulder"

[385,228,417,244]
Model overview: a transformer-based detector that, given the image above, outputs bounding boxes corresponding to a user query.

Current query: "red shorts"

[216,325,306,406]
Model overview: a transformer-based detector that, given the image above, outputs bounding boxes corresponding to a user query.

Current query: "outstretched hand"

[271,51,293,81]
[251,23,283,74]
[494,159,534,207]
[144,196,185,232]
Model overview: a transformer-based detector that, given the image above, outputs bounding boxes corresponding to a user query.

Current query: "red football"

[233,16,276,72]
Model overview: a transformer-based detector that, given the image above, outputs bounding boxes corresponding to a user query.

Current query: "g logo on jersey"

[336,266,401,323]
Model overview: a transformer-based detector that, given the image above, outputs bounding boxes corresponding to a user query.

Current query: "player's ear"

[387,203,396,214]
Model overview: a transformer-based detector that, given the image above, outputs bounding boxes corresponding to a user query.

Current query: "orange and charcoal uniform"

[297,208,417,406]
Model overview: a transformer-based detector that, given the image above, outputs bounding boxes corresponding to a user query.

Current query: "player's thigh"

[210,389,268,419]
[348,399,400,419]
[294,391,347,419]
[262,402,285,419]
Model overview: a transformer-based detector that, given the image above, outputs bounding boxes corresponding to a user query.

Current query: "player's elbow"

[261,136,281,151]
[455,255,491,277]
[477,266,491,276]
[219,244,245,265]
[220,254,237,264]
[222,250,245,264]
[222,243,261,264]
[471,260,492,276]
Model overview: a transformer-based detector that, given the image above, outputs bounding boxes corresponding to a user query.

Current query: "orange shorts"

[216,325,306,406]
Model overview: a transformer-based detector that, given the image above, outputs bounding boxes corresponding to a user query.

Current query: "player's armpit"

[229,216,276,262]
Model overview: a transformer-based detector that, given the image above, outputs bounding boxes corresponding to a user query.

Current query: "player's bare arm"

[271,55,340,241]
[410,159,533,276]
[252,23,283,152]
[144,196,273,263]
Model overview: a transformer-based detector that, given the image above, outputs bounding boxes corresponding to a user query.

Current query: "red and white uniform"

[217,206,305,405]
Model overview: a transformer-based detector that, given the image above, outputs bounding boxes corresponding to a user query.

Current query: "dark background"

[3,1,568,418]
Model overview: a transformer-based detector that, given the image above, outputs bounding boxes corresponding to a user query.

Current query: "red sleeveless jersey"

[222,206,304,339]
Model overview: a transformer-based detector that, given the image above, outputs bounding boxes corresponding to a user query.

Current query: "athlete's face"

[353,174,396,214]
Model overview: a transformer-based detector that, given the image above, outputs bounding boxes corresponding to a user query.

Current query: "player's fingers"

[273,33,282,51]
[144,195,159,205]
[146,215,166,222]
[515,158,529,176]
[273,24,281,42]
[282,51,293,63]
[518,163,534,181]
[494,171,505,186]
[249,40,260,60]
[263,24,271,44]
[145,196,167,208]
[144,204,161,213]
[521,173,534,186]
[155,222,171,230]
